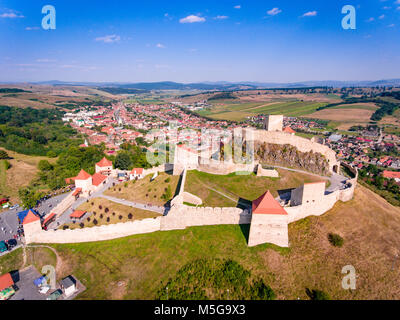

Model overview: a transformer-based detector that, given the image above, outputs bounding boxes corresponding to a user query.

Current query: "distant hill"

[11,79,400,91]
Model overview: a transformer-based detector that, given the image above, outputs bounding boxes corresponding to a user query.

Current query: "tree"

[0,150,9,159]
[18,187,44,209]
[115,152,132,170]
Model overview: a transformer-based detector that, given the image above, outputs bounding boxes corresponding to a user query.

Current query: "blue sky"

[1,0,400,83]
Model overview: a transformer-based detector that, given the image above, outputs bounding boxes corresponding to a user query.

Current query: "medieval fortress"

[23,115,357,248]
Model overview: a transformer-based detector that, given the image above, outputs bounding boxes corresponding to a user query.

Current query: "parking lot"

[0,193,69,242]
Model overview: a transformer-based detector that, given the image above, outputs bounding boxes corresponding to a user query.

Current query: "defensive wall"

[243,128,340,174]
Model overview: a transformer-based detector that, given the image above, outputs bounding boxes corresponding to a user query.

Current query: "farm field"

[306,108,376,131]
[198,100,329,122]
[184,169,327,207]
[104,172,180,206]
[2,186,400,299]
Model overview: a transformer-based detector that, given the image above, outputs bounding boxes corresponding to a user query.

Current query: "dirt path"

[26,244,64,275]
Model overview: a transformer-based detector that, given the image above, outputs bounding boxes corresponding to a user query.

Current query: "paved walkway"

[100,195,165,215]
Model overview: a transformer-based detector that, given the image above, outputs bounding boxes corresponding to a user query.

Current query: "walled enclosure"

[23,127,356,248]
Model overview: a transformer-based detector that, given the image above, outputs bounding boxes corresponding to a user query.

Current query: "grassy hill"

[2,185,400,299]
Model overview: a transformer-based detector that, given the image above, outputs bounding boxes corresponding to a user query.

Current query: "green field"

[185,169,327,207]
[197,100,328,122]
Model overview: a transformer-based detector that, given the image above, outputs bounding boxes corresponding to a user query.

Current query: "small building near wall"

[95,157,113,176]
[60,276,77,298]
[130,168,144,180]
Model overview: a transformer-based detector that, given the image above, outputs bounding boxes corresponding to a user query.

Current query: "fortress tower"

[22,210,42,244]
[264,115,283,132]
[248,190,289,247]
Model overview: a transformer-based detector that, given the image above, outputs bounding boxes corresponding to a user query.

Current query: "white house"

[130,168,144,180]
[60,276,77,298]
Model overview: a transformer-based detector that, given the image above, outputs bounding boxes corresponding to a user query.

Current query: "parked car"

[0,241,7,253]
[46,289,62,300]
[6,239,17,250]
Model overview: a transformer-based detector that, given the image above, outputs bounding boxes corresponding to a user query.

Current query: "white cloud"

[0,11,24,18]
[156,43,166,48]
[36,59,56,63]
[25,27,40,31]
[95,34,120,43]
[395,0,400,4]
[383,6,391,9]
[379,14,385,19]
[179,15,206,23]
[388,23,395,27]
[302,11,317,17]
[366,17,375,22]
[234,5,241,9]
[267,8,282,16]
[214,15,229,20]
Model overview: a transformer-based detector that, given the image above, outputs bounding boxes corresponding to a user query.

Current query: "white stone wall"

[265,115,283,132]
[248,214,289,247]
[28,217,162,244]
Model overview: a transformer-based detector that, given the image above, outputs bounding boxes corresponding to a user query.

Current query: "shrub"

[93,212,97,216]
[118,215,123,220]
[79,223,84,228]
[112,212,116,216]
[100,214,103,219]
[306,288,330,300]
[165,178,170,183]
[93,219,98,225]
[63,226,69,230]
[328,233,344,247]
[118,188,121,191]
[87,217,91,222]
[99,205,102,210]
[106,217,110,222]
[124,182,128,188]
[105,208,109,213]
[128,213,133,219]
[91,202,94,205]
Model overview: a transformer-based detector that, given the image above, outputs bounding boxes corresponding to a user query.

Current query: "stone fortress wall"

[24,121,357,247]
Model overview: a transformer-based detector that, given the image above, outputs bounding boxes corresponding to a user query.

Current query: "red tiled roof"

[22,210,40,225]
[0,273,14,291]
[252,191,288,215]
[65,177,76,184]
[131,168,144,175]
[72,188,82,196]
[92,173,107,186]
[96,157,112,168]
[383,170,400,179]
[70,210,87,219]
[283,126,295,133]
[75,169,91,181]
[42,213,56,227]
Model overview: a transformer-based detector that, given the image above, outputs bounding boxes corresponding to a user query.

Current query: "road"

[100,195,166,215]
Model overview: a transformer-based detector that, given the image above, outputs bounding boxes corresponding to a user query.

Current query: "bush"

[106,217,110,222]
[306,288,330,300]
[93,219,98,225]
[118,215,123,220]
[165,178,170,183]
[100,214,103,219]
[112,212,116,216]
[79,223,84,228]
[105,208,109,213]
[124,182,128,188]
[128,213,133,219]
[99,205,102,210]
[63,226,69,230]
[328,233,344,247]
[87,217,91,222]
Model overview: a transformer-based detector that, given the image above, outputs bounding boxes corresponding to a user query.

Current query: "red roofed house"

[74,169,92,192]
[283,126,296,134]
[130,168,144,180]
[92,172,108,186]
[248,190,289,247]
[42,213,56,230]
[0,273,14,293]
[382,170,400,183]
[95,157,113,175]
[70,210,87,220]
